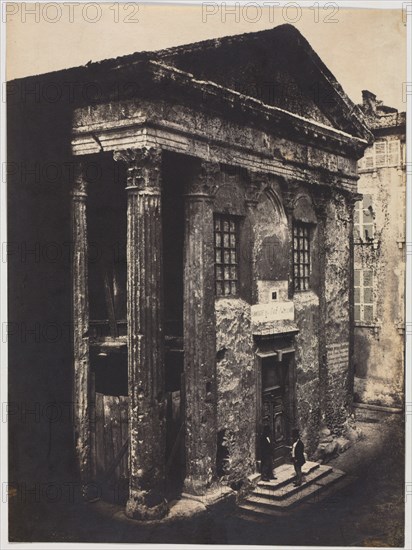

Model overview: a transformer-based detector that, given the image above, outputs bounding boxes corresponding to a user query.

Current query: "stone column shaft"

[71,162,92,496]
[114,148,167,520]
[183,166,217,495]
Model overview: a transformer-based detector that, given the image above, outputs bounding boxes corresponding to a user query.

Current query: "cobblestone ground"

[9,412,405,546]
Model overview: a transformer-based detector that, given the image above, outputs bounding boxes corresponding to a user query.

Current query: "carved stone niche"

[253,185,289,282]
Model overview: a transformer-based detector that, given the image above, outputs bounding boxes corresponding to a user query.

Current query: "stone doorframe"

[254,338,297,471]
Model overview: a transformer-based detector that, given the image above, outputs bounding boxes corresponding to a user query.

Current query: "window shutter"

[363,270,374,322]
[364,305,374,323]
[363,270,373,288]
[387,140,400,166]
[360,195,374,240]
[374,141,387,167]
[363,146,374,169]
[354,269,374,323]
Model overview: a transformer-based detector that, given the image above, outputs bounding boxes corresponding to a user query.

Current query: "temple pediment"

[154,24,371,142]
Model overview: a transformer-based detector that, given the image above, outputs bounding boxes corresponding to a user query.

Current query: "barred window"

[293,222,311,292]
[354,195,374,241]
[214,215,239,296]
[354,269,374,323]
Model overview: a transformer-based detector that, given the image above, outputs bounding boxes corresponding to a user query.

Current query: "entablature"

[72,94,360,194]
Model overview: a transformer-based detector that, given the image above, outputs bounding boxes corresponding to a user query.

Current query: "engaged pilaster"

[183,161,218,495]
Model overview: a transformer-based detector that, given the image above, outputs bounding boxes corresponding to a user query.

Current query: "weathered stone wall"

[283,187,322,456]
[215,298,256,483]
[294,291,321,456]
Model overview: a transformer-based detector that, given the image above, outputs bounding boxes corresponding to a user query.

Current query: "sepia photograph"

[1,1,410,547]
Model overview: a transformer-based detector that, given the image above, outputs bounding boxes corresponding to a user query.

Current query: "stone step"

[257,460,320,491]
[247,472,261,484]
[243,482,324,511]
[253,465,333,501]
[238,467,346,515]
[289,471,354,511]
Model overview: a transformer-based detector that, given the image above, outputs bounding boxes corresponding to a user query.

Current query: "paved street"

[9,412,404,546]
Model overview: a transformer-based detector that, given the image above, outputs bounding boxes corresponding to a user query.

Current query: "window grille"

[293,222,311,291]
[214,215,239,296]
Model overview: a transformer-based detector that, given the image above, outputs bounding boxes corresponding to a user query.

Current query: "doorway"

[257,345,296,469]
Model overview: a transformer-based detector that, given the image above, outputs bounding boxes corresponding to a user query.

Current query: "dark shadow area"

[9,415,404,546]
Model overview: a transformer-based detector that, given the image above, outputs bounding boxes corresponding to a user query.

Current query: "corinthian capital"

[113,147,162,190]
[185,160,220,197]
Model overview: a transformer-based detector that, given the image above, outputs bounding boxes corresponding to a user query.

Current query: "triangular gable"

[152,24,370,141]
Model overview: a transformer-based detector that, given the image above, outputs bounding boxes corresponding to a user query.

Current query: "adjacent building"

[354,91,406,409]
[8,25,372,519]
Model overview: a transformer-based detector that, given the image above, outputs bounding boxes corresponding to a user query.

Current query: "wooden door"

[262,356,290,467]
[93,392,129,484]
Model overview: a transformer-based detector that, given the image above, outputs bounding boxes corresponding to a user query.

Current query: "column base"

[125,489,168,521]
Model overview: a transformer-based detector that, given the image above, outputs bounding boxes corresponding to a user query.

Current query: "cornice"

[72,60,370,158]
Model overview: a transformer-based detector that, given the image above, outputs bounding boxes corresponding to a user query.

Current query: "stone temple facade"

[7,25,372,519]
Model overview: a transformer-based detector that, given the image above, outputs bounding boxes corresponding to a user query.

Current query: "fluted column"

[183,161,217,495]
[113,148,168,520]
[71,162,92,497]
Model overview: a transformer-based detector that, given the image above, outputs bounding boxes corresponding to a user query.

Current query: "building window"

[293,222,311,292]
[354,269,374,323]
[214,215,239,296]
[360,139,401,170]
[354,195,374,241]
